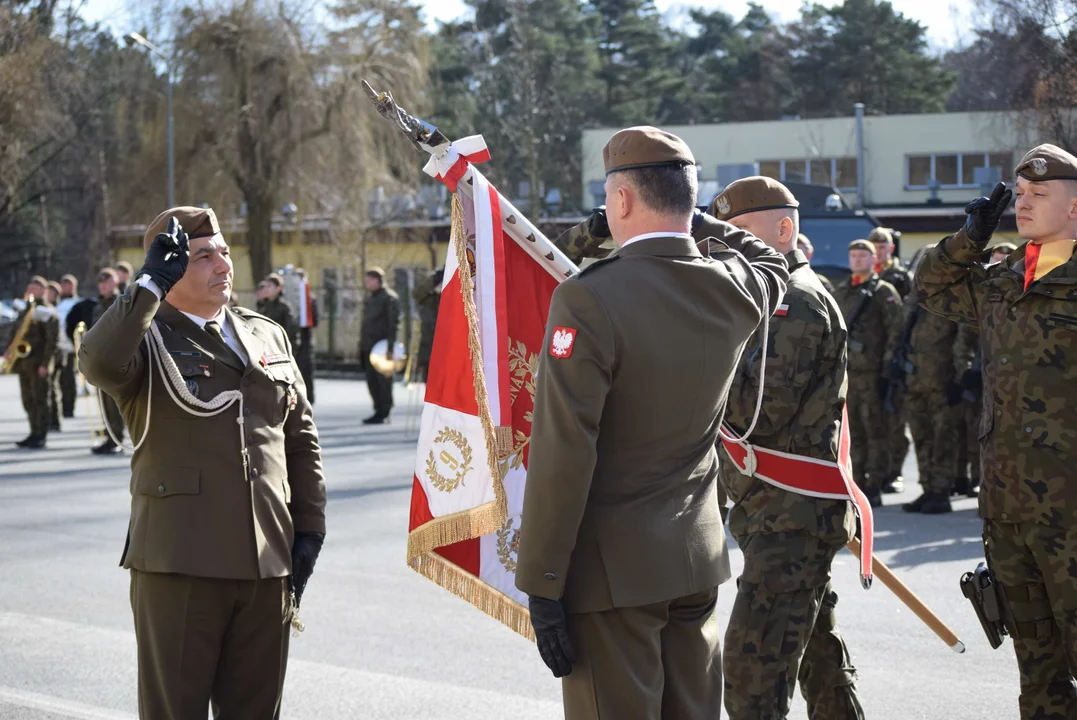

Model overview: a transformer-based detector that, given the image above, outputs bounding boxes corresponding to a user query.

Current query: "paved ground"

[0,375,1020,719]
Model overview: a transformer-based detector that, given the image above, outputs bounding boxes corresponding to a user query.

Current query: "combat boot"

[15,435,34,448]
[92,438,121,455]
[902,493,930,513]
[920,492,952,515]
[22,435,46,449]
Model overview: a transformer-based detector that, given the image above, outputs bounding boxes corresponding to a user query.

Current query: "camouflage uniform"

[954,323,983,493]
[551,212,614,266]
[917,228,1077,719]
[91,295,125,443]
[719,248,862,719]
[833,275,903,497]
[411,272,441,382]
[12,301,59,441]
[899,289,962,495]
[877,258,912,486]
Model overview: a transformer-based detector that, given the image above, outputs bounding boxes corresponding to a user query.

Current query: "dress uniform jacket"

[516,227,788,613]
[79,284,326,579]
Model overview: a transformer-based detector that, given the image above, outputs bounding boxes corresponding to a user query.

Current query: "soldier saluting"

[917,145,1077,719]
[516,127,788,719]
[709,177,864,719]
[79,206,326,719]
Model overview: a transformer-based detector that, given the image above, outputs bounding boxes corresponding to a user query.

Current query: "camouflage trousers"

[724,531,864,720]
[847,372,888,491]
[984,520,1077,719]
[19,367,50,437]
[905,390,960,494]
[884,387,909,482]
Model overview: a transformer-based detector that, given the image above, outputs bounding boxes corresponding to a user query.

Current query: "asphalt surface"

[0,376,1020,719]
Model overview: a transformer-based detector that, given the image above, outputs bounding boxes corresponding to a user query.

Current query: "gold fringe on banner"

[409,551,535,642]
[405,191,510,562]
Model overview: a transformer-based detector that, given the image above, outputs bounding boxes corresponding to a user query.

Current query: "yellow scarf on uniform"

[1024,238,1076,290]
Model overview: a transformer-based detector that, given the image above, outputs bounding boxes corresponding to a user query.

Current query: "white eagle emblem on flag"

[550,326,577,358]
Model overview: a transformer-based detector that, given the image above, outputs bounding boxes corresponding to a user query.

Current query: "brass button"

[157,484,166,494]
[543,572,556,581]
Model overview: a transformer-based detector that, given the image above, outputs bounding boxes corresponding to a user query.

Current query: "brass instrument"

[1,295,36,374]
[72,320,104,441]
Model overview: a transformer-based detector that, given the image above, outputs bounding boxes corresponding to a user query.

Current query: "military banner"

[406,138,569,639]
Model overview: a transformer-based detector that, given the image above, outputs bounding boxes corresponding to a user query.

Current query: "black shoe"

[903,493,930,513]
[92,439,121,455]
[62,411,75,419]
[952,477,970,496]
[966,481,980,498]
[865,488,883,508]
[882,476,904,494]
[15,435,34,448]
[22,435,46,449]
[362,415,388,425]
[50,422,61,432]
[921,492,953,514]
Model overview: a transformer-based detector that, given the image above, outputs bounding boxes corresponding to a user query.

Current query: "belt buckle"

[742,444,758,476]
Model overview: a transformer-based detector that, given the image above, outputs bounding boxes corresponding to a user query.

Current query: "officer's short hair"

[617,165,698,216]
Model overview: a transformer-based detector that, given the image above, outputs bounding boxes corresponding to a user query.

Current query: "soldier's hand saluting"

[964,181,1013,248]
[137,216,190,294]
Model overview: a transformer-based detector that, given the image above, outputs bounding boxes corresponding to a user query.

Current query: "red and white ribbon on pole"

[422,135,492,192]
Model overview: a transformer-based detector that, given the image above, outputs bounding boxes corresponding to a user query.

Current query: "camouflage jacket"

[257,297,297,342]
[901,289,962,394]
[916,228,1077,527]
[359,287,400,350]
[833,274,902,375]
[720,250,855,545]
[878,258,912,298]
[551,215,614,265]
[10,300,58,372]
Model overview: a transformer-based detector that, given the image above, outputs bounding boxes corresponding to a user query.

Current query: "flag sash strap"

[720,405,874,586]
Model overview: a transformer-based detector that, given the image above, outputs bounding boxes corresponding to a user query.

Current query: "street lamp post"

[125,32,174,207]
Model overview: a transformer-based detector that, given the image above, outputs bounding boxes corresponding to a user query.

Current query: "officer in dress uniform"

[79,206,327,719]
[917,145,1077,719]
[516,127,788,720]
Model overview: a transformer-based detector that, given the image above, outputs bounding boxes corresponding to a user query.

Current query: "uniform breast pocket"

[264,363,296,426]
[163,355,217,418]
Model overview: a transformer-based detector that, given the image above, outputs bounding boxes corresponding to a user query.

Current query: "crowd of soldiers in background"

[6,260,445,450]
[801,228,1017,515]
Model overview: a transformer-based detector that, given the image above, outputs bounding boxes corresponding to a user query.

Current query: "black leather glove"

[876,376,890,400]
[964,182,1013,248]
[691,208,706,233]
[946,381,965,406]
[137,216,190,294]
[290,531,324,607]
[587,207,610,240]
[528,595,575,678]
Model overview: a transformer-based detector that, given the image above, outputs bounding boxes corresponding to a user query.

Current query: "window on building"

[906,152,1012,189]
[754,157,858,190]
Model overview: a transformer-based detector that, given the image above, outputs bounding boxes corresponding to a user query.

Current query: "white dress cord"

[718,271,770,444]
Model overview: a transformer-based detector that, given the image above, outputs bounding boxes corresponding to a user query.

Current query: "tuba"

[1,295,36,374]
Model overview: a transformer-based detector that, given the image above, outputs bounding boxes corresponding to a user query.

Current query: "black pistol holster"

[960,561,1012,649]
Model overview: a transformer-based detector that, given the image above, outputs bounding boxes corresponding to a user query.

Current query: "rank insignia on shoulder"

[550,326,577,358]
[775,304,789,317]
[261,353,289,366]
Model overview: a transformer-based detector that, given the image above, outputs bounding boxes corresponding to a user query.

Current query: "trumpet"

[1,294,36,374]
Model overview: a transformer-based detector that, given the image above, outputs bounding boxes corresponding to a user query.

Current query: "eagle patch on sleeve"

[550,326,577,358]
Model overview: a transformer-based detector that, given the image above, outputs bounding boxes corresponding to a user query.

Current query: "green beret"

[1015,144,1077,182]
[603,126,695,176]
[710,176,798,221]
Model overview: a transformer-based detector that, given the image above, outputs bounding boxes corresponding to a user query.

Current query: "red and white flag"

[406,138,570,638]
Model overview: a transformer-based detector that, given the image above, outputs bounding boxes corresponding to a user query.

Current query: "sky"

[78,0,977,51]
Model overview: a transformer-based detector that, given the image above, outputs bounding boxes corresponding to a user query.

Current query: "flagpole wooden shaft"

[847,538,965,653]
